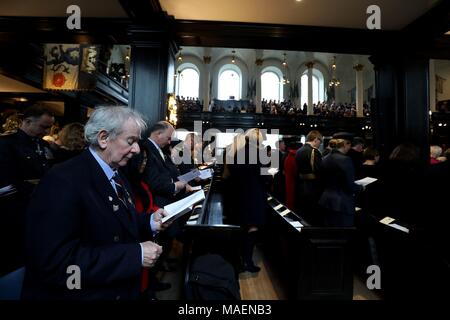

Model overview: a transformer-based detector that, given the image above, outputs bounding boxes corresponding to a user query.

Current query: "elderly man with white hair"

[22,106,168,300]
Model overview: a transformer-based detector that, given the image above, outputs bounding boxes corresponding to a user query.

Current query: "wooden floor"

[157,241,382,300]
[239,245,382,300]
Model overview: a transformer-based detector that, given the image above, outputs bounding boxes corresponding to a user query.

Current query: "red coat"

[133,181,159,293]
[284,147,298,210]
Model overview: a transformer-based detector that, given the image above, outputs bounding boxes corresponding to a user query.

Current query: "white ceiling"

[0,0,440,30]
[161,0,440,30]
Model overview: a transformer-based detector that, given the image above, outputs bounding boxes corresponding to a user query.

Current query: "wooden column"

[128,26,177,126]
[369,55,430,164]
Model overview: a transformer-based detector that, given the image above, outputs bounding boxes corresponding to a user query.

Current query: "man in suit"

[295,130,323,225]
[138,121,193,207]
[0,105,55,277]
[22,106,167,300]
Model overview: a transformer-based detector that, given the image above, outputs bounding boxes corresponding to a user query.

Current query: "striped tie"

[112,172,129,210]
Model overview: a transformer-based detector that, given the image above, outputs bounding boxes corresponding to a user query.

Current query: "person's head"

[245,128,264,147]
[335,139,352,154]
[327,139,338,150]
[184,132,196,151]
[389,143,420,164]
[352,137,365,152]
[363,147,380,163]
[277,139,286,152]
[306,130,322,149]
[332,132,353,153]
[149,121,174,148]
[58,122,85,151]
[444,148,450,160]
[430,145,442,159]
[20,105,55,138]
[84,106,146,169]
[2,113,22,133]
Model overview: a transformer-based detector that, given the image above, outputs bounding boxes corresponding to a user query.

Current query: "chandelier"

[328,56,341,87]
[281,53,290,85]
[177,48,183,62]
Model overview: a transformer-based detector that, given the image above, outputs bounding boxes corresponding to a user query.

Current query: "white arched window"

[261,68,283,102]
[300,69,325,107]
[218,64,241,100]
[176,66,199,98]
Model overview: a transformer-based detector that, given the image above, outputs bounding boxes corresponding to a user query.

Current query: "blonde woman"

[224,128,268,273]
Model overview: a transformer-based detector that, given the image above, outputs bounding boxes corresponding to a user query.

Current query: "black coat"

[137,139,183,207]
[0,129,53,275]
[22,150,152,300]
[226,143,268,227]
[319,149,362,226]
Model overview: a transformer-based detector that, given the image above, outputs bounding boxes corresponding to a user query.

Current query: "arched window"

[218,64,241,100]
[176,66,199,98]
[300,69,325,106]
[261,69,283,102]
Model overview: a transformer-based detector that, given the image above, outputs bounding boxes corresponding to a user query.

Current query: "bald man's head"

[149,121,174,148]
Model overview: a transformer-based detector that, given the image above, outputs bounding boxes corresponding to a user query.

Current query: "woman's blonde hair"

[59,122,86,151]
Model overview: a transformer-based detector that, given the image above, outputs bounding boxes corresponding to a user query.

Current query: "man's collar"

[88,147,115,182]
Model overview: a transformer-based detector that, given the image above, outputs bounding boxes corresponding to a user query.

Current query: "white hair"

[84,106,147,147]
[430,145,442,159]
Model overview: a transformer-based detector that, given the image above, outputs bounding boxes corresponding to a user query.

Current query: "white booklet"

[355,177,378,187]
[199,168,213,180]
[0,184,17,196]
[177,169,201,183]
[162,190,205,224]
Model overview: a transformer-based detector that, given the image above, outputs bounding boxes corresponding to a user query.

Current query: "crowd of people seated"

[176,96,202,112]
[261,99,304,115]
[175,96,371,118]
[210,98,256,113]
[262,100,371,118]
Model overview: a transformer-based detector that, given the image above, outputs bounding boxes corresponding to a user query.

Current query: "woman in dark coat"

[225,129,268,272]
[319,137,363,227]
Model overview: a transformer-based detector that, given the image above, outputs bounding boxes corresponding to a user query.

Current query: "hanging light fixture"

[231,50,236,64]
[328,56,341,87]
[281,53,290,85]
[177,48,183,62]
[125,46,130,61]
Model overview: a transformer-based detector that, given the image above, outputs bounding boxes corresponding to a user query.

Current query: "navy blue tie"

[112,172,130,210]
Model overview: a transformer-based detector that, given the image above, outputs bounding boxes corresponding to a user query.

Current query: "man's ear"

[97,130,109,149]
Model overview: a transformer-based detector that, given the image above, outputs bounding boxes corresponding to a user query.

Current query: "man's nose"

[132,142,140,154]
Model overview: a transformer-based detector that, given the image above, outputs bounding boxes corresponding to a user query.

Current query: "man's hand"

[151,208,171,232]
[140,241,162,268]
[174,180,187,193]
[185,184,194,193]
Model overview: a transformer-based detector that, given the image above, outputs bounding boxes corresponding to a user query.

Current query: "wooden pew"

[263,195,355,300]
[354,209,450,300]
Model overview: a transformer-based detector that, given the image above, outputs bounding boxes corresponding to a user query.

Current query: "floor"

[155,241,382,300]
